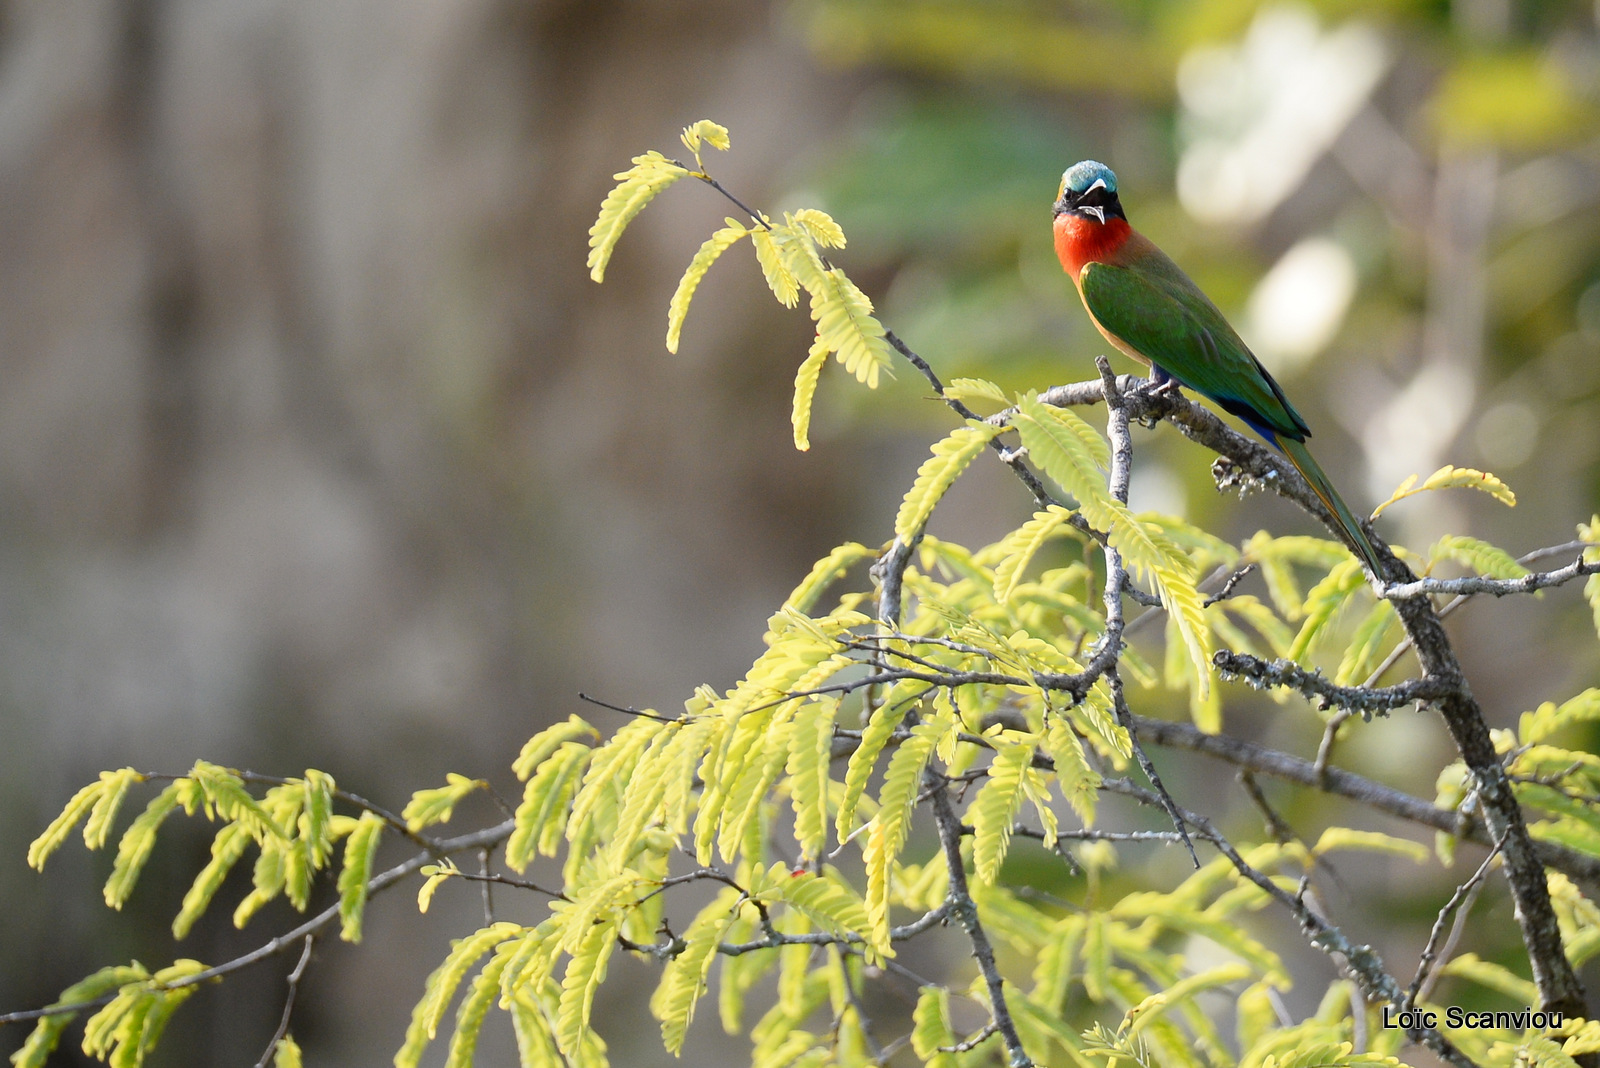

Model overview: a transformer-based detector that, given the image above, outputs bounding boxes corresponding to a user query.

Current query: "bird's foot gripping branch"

[12,120,1600,1068]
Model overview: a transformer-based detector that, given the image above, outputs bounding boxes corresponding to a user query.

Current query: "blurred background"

[3,1,1600,1065]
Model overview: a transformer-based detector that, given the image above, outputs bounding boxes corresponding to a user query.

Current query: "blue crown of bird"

[1055,161,1125,224]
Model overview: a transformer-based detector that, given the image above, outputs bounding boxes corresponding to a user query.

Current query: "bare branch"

[1405,843,1502,1012]
[928,773,1034,1068]
[1101,777,1481,1068]
[1127,713,1600,887]
[1203,563,1256,607]
[478,847,495,925]
[445,868,566,899]
[713,904,950,957]
[686,167,773,231]
[1384,556,1600,600]
[1010,824,1189,845]
[1087,357,1196,867]
[943,1023,999,1054]
[252,935,315,1068]
[1213,651,1458,715]
[1360,540,1596,687]
[886,329,1058,511]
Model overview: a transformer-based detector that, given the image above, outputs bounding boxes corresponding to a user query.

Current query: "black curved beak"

[1052,196,1071,217]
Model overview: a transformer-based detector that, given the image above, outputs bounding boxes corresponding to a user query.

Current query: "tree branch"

[928,773,1034,1068]
[1405,842,1502,1012]
[821,669,1600,888]
[1091,357,1197,867]
[1213,651,1458,715]
[1383,556,1600,600]
[887,329,1058,511]
[1101,777,1481,1068]
[1128,712,1600,887]
[1357,539,1596,688]
[0,819,516,1028]
[1033,371,1590,1018]
[252,935,315,1068]
[715,904,949,957]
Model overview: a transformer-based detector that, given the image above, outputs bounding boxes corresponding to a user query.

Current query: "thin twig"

[1203,564,1256,607]
[577,692,679,723]
[1110,670,1197,868]
[1100,777,1481,1068]
[1405,843,1502,1011]
[836,951,886,1063]
[478,847,494,925]
[928,773,1034,1068]
[1239,771,1346,893]
[252,934,315,1068]
[886,329,1057,511]
[1124,562,1243,638]
[1095,357,1196,868]
[1313,709,1355,786]
[943,1023,999,1054]
[715,905,950,957]
[1238,772,1298,847]
[686,168,773,231]
[1213,651,1456,715]
[1383,557,1600,600]
[444,866,565,900]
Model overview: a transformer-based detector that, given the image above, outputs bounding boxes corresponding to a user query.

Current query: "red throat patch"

[1053,214,1131,280]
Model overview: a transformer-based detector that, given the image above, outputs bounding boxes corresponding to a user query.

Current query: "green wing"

[1081,259,1308,441]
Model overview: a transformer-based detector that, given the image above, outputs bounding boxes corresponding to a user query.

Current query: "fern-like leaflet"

[587,151,689,283]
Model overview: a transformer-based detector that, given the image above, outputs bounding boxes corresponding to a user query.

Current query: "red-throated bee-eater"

[1052,159,1383,575]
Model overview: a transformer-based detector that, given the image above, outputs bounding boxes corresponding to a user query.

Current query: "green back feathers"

[1078,247,1383,573]
[1079,255,1309,442]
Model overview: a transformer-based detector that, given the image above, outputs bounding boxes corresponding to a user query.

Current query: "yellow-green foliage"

[910,986,957,1068]
[895,421,1003,540]
[1015,392,1212,701]
[17,762,399,1064]
[587,151,688,284]
[273,1034,303,1068]
[402,773,486,832]
[790,336,830,450]
[26,121,1594,1068]
[1370,464,1517,519]
[586,121,894,458]
[1424,688,1600,889]
[666,219,748,353]
[0,958,213,1068]
[651,888,743,1054]
[969,735,1034,883]
[79,959,207,1068]
[353,487,1510,1065]
[396,923,524,1068]
[864,709,951,951]
[8,965,148,1068]
[338,811,385,941]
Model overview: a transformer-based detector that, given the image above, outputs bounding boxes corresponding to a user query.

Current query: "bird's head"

[1053,160,1125,225]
